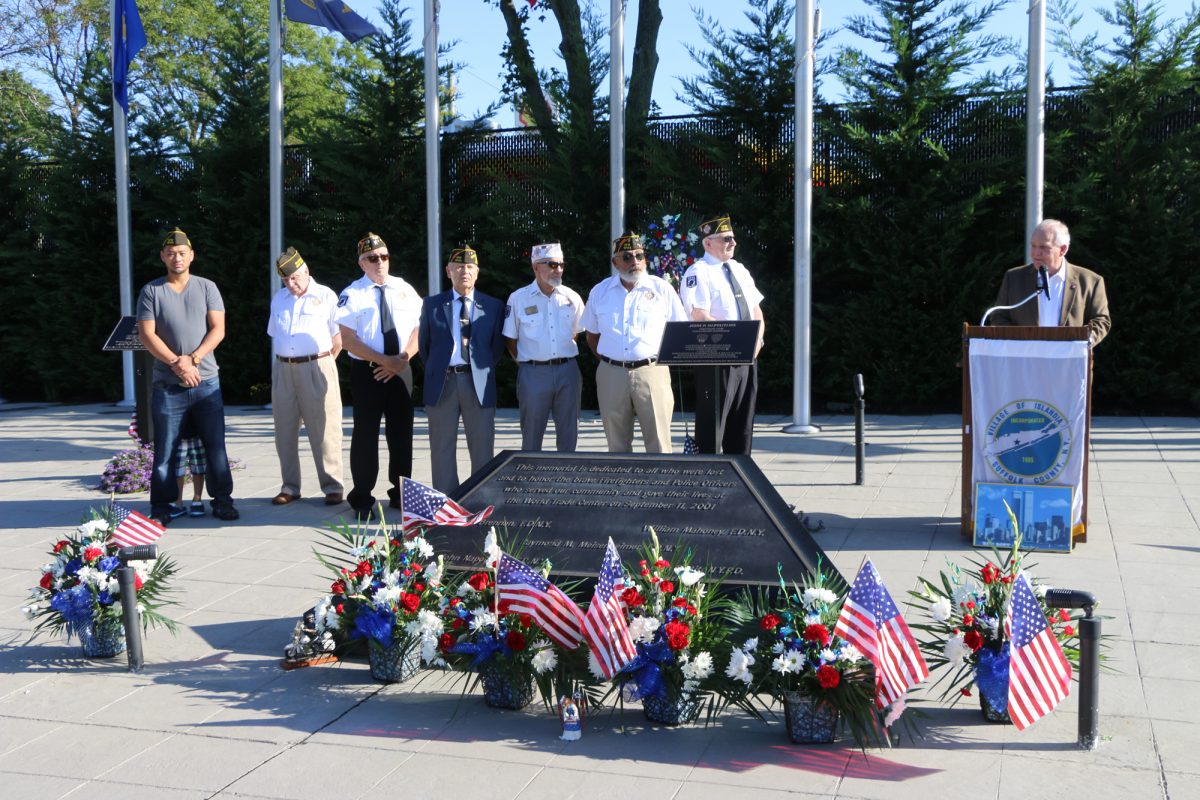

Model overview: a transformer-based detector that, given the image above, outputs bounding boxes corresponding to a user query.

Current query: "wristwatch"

[190,352,202,366]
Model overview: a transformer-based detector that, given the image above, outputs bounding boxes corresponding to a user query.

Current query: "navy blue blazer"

[419,289,506,407]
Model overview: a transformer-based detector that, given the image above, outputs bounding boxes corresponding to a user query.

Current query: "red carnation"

[449,597,461,607]
[962,614,975,626]
[673,597,688,608]
[960,687,972,696]
[654,559,670,568]
[963,630,985,652]
[981,563,999,584]
[452,618,464,630]
[413,582,425,593]
[39,572,53,589]
[356,560,373,577]
[506,630,527,651]
[664,620,690,650]
[1058,609,1070,622]
[965,600,976,610]
[438,633,454,652]
[639,559,648,567]
[331,580,346,595]
[519,613,533,628]
[468,572,491,592]
[83,546,103,562]
[52,540,70,554]
[620,587,644,607]
[390,538,402,548]
[640,568,650,577]
[803,624,831,647]
[335,603,345,614]
[1063,625,1075,637]
[400,592,421,613]
[816,664,841,689]
[760,613,782,631]
[659,580,675,594]
[1000,575,1012,584]
[686,604,697,615]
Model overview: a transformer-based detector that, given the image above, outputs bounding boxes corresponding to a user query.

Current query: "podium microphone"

[1038,264,1050,299]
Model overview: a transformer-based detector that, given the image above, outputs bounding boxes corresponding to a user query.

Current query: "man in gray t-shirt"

[137,228,239,525]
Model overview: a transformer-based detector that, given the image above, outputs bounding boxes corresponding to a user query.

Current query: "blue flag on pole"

[113,0,147,113]
[285,0,380,43]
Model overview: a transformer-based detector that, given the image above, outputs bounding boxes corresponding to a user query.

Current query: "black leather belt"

[446,364,471,374]
[599,354,657,369]
[521,357,572,366]
[277,351,330,363]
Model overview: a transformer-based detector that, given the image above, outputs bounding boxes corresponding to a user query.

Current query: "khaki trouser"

[595,360,674,453]
[272,355,344,496]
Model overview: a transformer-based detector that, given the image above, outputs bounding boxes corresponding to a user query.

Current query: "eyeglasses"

[620,252,647,262]
[708,235,736,244]
[539,261,564,269]
[362,253,390,264]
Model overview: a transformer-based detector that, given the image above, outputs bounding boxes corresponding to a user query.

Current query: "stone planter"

[782,690,839,743]
[79,618,126,659]
[368,639,421,684]
[642,693,702,726]
[479,661,535,710]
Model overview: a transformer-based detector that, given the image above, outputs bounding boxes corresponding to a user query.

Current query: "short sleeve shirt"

[334,274,423,360]
[679,255,764,320]
[137,275,224,384]
[502,281,584,361]
[266,279,340,357]
[581,273,687,361]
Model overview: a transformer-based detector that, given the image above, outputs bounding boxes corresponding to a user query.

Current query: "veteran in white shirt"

[503,241,585,451]
[581,231,688,453]
[266,247,345,506]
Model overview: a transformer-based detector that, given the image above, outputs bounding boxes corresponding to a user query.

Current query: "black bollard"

[117,544,159,672]
[853,374,865,485]
[1045,588,1099,750]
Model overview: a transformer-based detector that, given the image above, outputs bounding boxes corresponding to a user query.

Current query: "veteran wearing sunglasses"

[581,231,688,453]
[335,232,423,521]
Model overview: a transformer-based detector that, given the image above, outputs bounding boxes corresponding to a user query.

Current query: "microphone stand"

[981,290,1041,326]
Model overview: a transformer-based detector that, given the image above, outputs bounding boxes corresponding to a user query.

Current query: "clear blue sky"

[374,0,1196,122]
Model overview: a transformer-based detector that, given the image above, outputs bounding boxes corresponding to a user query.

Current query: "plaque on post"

[425,450,838,587]
[103,316,153,445]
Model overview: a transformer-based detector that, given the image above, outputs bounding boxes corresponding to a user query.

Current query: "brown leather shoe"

[272,492,301,505]
[324,492,344,506]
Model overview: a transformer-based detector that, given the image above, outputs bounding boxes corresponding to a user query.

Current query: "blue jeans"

[150,378,234,514]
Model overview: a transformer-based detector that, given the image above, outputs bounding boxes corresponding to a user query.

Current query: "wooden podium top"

[963,323,1089,342]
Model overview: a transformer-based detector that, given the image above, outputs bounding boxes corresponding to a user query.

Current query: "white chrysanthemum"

[532,648,558,674]
[45,561,65,579]
[133,563,150,581]
[76,566,98,587]
[771,653,795,674]
[820,648,838,663]
[930,597,953,623]
[674,566,704,586]
[313,596,333,631]
[381,568,402,588]
[103,577,120,595]
[587,649,607,681]
[682,651,714,680]
[78,519,108,538]
[983,615,1000,637]
[771,640,786,654]
[687,232,698,243]
[482,528,501,568]
[417,538,435,558]
[803,613,821,626]
[682,679,699,693]
[323,606,341,631]
[803,587,838,608]
[424,558,443,588]
[784,649,805,672]
[470,610,497,632]
[725,648,755,684]
[349,544,373,558]
[661,214,672,225]
[405,609,443,637]
[838,644,863,663]
[944,635,971,668]
[375,585,402,609]
[627,616,660,644]
[1034,582,1050,599]
[21,603,40,619]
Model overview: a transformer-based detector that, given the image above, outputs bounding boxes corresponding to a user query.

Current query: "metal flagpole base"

[782,423,821,434]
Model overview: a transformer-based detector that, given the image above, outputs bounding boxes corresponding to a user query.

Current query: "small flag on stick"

[110,503,166,548]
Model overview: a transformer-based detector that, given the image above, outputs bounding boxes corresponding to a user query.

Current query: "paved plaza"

[0,403,1196,799]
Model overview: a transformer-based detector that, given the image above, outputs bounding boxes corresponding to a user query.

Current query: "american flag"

[399,478,493,532]
[833,557,929,708]
[110,503,166,547]
[682,433,699,455]
[496,552,584,649]
[581,538,637,679]
[127,412,139,441]
[1006,573,1072,730]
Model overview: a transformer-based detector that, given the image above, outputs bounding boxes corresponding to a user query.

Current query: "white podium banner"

[969,339,1090,532]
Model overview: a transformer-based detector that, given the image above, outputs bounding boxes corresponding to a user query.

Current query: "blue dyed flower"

[351,606,396,647]
[99,556,120,574]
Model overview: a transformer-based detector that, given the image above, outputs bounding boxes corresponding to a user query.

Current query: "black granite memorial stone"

[427,451,838,587]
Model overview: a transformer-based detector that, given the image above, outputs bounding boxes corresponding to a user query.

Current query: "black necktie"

[377,285,399,355]
[459,296,471,362]
[723,262,751,321]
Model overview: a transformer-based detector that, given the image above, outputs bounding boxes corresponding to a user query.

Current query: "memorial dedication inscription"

[426,451,836,587]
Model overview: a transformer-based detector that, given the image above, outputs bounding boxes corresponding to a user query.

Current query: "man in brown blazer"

[989,219,1111,345]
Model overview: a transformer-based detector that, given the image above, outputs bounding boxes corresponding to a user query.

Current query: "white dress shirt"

[581,273,687,361]
[679,253,764,320]
[334,274,422,360]
[1038,265,1067,327]
[266,279,340,357]
[503,281,584,361]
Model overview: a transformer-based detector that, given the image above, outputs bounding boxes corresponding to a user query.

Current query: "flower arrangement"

[910,527,1082,719]
[724,566,884,746]
[607,530,729,725]
[643,213,702,288]
[24,507,178,649]
[440,531,595,710]
[313,520,448,681]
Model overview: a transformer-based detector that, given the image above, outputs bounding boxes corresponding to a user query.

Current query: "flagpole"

[269,0,284,292]
[112,0,135,408]
[784,0,819,434]
[1026,0,1046,257]
[609,0,625,244]
[424,0,442,294]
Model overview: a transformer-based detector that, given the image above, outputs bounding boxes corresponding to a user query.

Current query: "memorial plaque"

[656,320,760,366]
[102,316,145,352]
[426,451,838,587]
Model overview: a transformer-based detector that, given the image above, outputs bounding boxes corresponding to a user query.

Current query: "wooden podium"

[960,323,1094,543]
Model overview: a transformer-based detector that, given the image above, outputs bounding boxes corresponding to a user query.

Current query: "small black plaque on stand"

[656,320,760,366]
[426,450,837,587]
[102,316,145,352]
